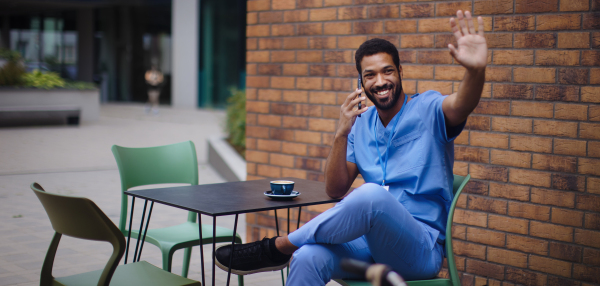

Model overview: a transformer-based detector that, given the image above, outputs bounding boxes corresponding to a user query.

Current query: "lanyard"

[372,95,408,186]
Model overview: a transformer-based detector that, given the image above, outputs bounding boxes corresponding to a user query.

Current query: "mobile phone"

[357,74,362,117]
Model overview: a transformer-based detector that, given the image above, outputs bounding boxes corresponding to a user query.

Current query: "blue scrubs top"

[347,90,465,243]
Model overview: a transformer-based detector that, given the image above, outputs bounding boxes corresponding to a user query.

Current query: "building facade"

[244,0,600,285]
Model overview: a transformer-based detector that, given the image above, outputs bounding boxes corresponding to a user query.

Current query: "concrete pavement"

[0,104,289,286]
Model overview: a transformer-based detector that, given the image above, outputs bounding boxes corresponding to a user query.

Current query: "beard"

[364,80,403,111]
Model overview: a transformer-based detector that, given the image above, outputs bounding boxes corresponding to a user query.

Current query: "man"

[216,10,487,285]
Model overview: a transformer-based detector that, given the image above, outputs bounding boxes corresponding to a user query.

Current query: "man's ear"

[398,65,403,79]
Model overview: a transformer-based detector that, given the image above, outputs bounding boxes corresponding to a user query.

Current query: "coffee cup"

[270,180,294,195]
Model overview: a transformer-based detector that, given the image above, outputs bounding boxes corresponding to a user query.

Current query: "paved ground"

[0,104,296,286]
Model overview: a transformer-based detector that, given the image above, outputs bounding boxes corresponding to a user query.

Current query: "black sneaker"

[215,237,291,275]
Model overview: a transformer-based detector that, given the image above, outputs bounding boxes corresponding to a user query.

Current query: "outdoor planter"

[0,88,100,126]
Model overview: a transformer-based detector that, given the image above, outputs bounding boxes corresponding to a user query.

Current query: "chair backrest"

[31,183,125,286]
[445,174,471,286]
[111,141,199,231]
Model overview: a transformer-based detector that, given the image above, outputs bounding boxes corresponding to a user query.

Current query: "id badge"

[382,185,389,191]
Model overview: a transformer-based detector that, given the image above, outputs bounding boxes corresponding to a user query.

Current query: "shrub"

[0,49,25,86]
[22,69,66,89]
[226,88,246,157]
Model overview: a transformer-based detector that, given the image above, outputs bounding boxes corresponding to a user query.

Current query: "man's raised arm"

[324,88,367,198]
[442,10,488,127]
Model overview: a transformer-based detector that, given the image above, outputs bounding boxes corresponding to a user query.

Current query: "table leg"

[212,216,217,286]
[198,213,206,286]
[137,201,154,262]
[226,214,238,286]
[287,208,290,278]
[297,206,302,230]
[133,200,148,262]
[274,210,285,285]
[124,197,135,264]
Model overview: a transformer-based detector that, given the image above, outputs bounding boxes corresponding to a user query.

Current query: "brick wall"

[244,0,600,284]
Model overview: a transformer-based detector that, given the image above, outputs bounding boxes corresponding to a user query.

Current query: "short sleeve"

[346,125,356,163]
[417,91,465,143]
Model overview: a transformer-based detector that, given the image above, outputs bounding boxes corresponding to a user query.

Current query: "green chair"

[335,174,471,286]
[112,141,243,283]
[31,183,201,286]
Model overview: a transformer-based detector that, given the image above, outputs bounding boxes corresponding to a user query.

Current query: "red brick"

[470,164,509,182]
[532,154,577,173]
[400,34,434,48]
[454,209,488,227]
[295,157,322,171]
[474,0,513,14]
[307,145,331,158]
[511,101,553,118]
[401,3,433,18]
[336,36,366,49]
[470,131,508,149]
[467,227,506,247]
[514,67,556,84]
[558,32,591,49]
[535,85,579,101]
[552,173,586,192]
[589,177,600,195]
[282,116,307,129]
[309,8,337,21]
[259,11,283,24]
[324,0,352,6]
[536,14,581,30]
[489,182,530,201]
[493,84,533,100]
[529,255,572,277]
[531,187,575,208]
[473,100,510,116]
[582,50,600,66]
[582,12,600,30]
[247,101,270,114]
[585,213,600,231]
[531,220,573,242]
[468,195,507,214]
[282,90,308,103]
[516,0,558,13]
[298,0,323,8]
[308,118,336,132]
[536,50,580,66]
[271,24,296,36]
[494,15,535,31]
[574,264,600,284]
[509,169,551,187]
[506,267,548,286]
[294,130,322,144]
[247,51,270,63]
[508,201,551,221]
[247,38,258,50]
[582,86,600,103]
[258,38,282,50]
[309,91,337,105]
[580,123,600,140]
[491,117,532,133]
[403,65,433,79]
[282,64,307,76]
[323,78,351,91]
[485,33,513,48]
[533,120,578,138]
[558,69,590,84]
[246,150,270,163]
[281,142,307,156]
[323,22,352,35]
[283,38,309,50]
[417,81,453,95]
[309,37,336,49]
[368,5,399,18]
[506,234,548,255]
[575,228,600,248]
[354,21,383,34]
[270,0,293,10]
[324,51,352,63]
[298,23,322,36]
[337,6,366,20]
[454,146,489,163]
[309,64,336,77]
[453,240,486,260]
[583,248,600,266]
[555,103,588,121]
[488,247,528,268]
[256,139,282,152]
[514,33,556,48]
[417,51,453,65]
[591,105,600,121]
[594,33,600,49]
[576,193,600,212]
[270,76,295,89]
[464,180,489,195]
[418,18,452,33]
[561,0,590,11]
[248,0,271,11]
[283,10,309,22]
[247,76,271,88]
[551,207,583,227]
[465,115,491,131]
[510,135,552,153]
[270,153,295,168]
[384,20,417,34]
[485,67,512,82]
[296,104,322,117]
[281,168,307,180]
[257,164,281,177]
[258,64,282,75]
[590,141,600,158]
[297,77,322,90]
[466,259,505,281]
[269,128,294,140]
[297,51,323,63]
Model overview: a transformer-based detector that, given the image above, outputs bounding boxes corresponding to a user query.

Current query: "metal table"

[124,177,343,286]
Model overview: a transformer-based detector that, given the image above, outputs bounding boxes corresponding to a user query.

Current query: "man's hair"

[355,38,400,74]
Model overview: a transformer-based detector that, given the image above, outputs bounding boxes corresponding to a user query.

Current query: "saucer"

[264,190,300,200]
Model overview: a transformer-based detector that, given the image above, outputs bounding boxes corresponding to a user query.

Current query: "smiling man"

[216,11,487,285]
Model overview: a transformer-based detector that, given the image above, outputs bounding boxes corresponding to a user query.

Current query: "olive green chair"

[112,141,243,283]
[334,174,471,286]
[31,183,201,286]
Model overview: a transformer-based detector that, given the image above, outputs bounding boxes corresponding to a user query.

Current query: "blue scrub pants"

[286,183,444,285]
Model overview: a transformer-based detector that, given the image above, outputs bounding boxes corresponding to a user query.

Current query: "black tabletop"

[124,177,343,216]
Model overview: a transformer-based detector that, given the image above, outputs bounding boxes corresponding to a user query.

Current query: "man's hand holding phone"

[335,81,368,138]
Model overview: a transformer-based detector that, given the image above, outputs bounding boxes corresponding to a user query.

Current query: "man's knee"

[291,244,336,278]
[344,183,391,206]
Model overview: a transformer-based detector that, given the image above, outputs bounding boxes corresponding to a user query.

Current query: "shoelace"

[232,238,268,259]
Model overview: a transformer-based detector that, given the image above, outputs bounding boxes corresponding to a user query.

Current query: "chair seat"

[335,278,451,286]
[54,261,201,286]
[127,221,243,249]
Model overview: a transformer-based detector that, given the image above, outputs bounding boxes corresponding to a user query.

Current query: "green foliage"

[65,80,97,90]
[0,49,25,86]
[22,69,66,89]
[226,88,246,157]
